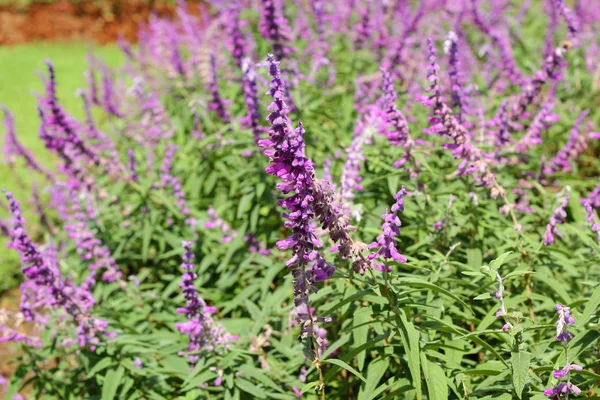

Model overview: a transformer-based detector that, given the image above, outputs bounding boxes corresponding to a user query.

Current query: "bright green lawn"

[0,41,123,291]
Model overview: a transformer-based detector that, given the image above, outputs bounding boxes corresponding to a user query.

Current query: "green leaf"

[141,219,152,263]
[489,251,513,272]
[323,358,368,383]
[511,351,530,399]
[358,358,390,400]
[394,278,473,313]
[236,378,267,399]
[421,355,448,400]
[474,293,492,300]
[353,307,371,371]
[322,289,374,316]
[395,312,422,399]
[102,365,125,400]
[88,358,115,378]
[578,284,600,328]
[387,175,399,195]
[237,193,254,219]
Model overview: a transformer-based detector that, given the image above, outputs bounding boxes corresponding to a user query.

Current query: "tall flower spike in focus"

[261,54,334,356]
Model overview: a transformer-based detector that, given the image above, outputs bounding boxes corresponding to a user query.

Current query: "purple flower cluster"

[4,191,114,350]
[259,0,295,63]
[545,110,590,174]
[127,149,139,182]
[174,241,235,367]
[64,190,123,283]
[515,102,559,154]
[223,2,249,69]
[259,55,334,350]
[368,186,407,272]
[241,57,263,141]
[206,54,231,123]
[205,206,237,243]
[133,87,174,147]
[380,69,418,172]
[2,107,54,182]
[544,192,569,246]
[99,62,123,118]
[583,201,600,243]
[39,61,100,187]
[544,304,581,398]
[160,144,195,228]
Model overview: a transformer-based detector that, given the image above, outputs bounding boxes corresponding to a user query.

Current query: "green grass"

[0,41,123,291]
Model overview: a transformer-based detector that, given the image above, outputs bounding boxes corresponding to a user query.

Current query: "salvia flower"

[175,241,235,368]
[241,57,263,141]
[444,31,466,122]
[99,62,123,118]
[4,190,114,349]
[581,180,600,209]
[515,102,558,154]
[127,149,139,182]
[205,206,237,243]
[555,0,578,40]
[368,186,408,272]
[354,1,372,50]
[544,382,582,399]
[65,190,123,283]
[544,192,569,246]
[260,55,334,352]
[223,2,249,69]
[555,303,575,341]
[2,106,54,182]
[259,0,295,63]
[380,69,419,173]
[546,110,590,174]
[39,61,100,187]
[206,54,231,123]
[583,200,600,243]
[160,144,195,228]
[553,364,583,379]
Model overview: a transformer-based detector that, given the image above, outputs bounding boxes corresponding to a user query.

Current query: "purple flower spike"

[546,110,590,174]
[206,54,231,123]
[553,364,582,379]
[175,241,235,368]
[544,382,581,399]
[99,62,123,118]
[555,0,578,40]
[380,69,417,174]
[544,192,569,246]
[241,58,262,141]
[2,106,54,182]
[160,145,195,228]
[259,0,295,63]
[368,186,408,272]
[4,190,114,350]
[127,149,139,182]
[583,200,600,243]
[555,303,575,341]
[223,2,249,69]
[260,54,334,354]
